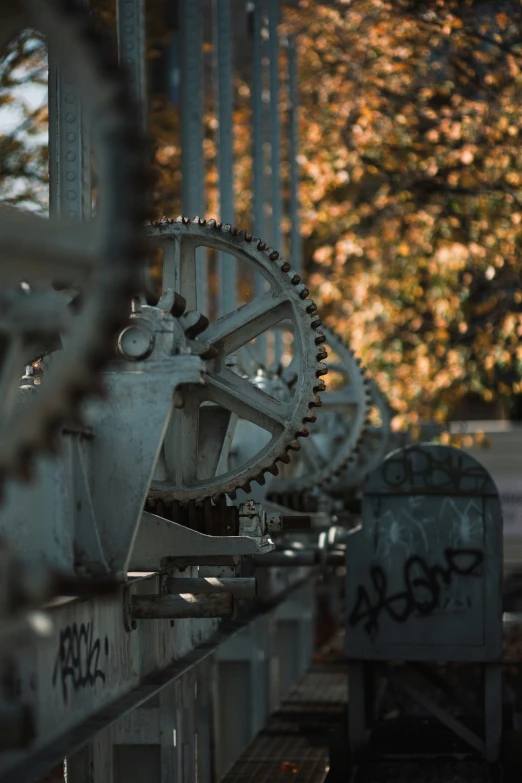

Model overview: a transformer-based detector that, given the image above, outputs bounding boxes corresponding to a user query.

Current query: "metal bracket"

[129,511,276,571]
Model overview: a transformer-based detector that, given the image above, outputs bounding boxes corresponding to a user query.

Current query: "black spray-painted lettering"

[52,621,108,704]
[349,548,483,639]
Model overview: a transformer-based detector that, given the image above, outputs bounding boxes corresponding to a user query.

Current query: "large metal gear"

[0,0,148,482]
[329,378,393,496]
[267,328,371,505]
[147,217,327,504]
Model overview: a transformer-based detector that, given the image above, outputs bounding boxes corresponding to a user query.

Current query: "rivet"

[66,132,76,143]
[65,93,75,103]
[67,210,77,219]
[66,190,77,201]
[65,112,76,123]
[65,151,76,161]
[66,171,76,181]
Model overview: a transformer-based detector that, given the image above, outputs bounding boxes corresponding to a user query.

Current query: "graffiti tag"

[52,621,108,704]
[349,548,483,639]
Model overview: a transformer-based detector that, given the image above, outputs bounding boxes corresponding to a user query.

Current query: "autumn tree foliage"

[2,1,522,425]
[280,0,522,424]
[0,32,47,212]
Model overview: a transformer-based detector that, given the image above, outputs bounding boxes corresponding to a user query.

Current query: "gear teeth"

[198,217,206,226]
[147,218,328,506]
[243,482,252,493]
[182,216,190,225]
[314,380,326,393]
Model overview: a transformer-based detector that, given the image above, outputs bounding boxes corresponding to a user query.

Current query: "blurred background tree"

[2,0,522,427]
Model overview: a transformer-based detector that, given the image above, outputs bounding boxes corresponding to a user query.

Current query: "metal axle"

[131,592,234,619]
[252,549,345,568]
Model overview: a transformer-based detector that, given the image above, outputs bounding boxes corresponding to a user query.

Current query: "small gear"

[267,327,371,504]
[146,217,327,504]
[0,0,149,484]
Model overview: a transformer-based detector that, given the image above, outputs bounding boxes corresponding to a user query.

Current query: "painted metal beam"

[116,0,147,131]
[214,0,236,316]
[48,0,91,220]
[179,0,208,313]
[251,0,267,363]
[268,0,282,365]
[287,37,302,274]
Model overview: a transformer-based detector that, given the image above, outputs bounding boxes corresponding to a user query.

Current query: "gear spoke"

[204,292,289,356]
[205,368,288,434]
[0,207,94,285]
[321,389,362,409]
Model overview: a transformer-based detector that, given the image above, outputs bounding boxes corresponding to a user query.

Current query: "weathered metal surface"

[131,592,234,619]
[0,575,219,782]
[0,0,148,485]
[346,444,503,662]
[116,0,147,128]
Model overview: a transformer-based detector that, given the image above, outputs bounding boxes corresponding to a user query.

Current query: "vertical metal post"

[180,0,208,314]
[117,0,147,131]
[214,0,236,316]
[288,37,301,274]
[268,0,282,365]
[252,0,267,361]
[48,0,91,220]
